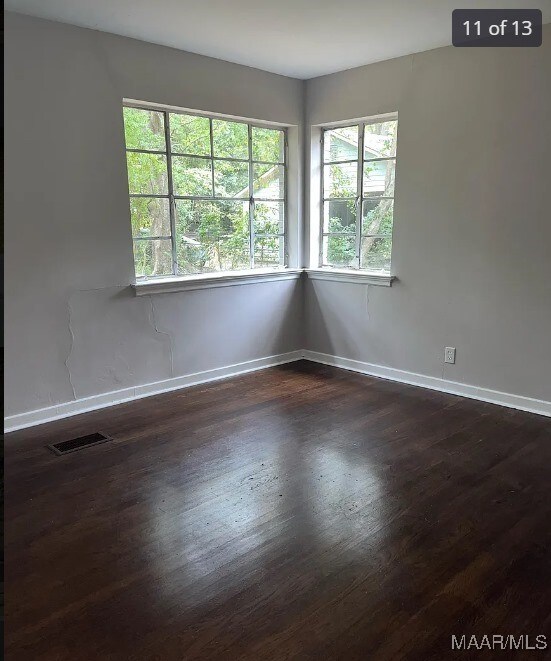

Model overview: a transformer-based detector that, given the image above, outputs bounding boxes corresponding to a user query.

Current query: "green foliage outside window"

[326,218,356,266]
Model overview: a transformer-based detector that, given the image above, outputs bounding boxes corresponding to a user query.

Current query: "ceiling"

[6,0,551,78]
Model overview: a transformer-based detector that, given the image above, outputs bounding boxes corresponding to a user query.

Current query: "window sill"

[306,268,396,287]
[132,268,303,295]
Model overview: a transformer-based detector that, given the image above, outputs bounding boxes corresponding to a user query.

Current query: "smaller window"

[320,117,398,272]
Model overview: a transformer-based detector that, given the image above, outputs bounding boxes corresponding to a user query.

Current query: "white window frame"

[318,113,397,273]
[124,101,289,285]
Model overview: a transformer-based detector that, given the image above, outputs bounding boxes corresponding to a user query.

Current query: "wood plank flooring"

[4,361,551,659]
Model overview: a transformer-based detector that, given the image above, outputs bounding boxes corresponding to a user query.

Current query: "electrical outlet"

[444,347,456,364]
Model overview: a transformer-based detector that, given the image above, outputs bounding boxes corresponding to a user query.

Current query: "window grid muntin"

[164,110,178,274]
[320,117,397,271]
[127,149,284,168]
[133,235,172,241]
[124,105,287,278]
[364,156,397,164]
[322,158,358,166]
[248,124,255,267]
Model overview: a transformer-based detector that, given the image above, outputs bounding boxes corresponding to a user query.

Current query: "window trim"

[305,268,395,287]
[124,101,289,280]
[131,267,394,296]
[319,113,398,274]
[132,268,302,295]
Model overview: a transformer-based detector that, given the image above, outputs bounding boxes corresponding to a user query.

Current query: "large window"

[320,116,397,272]
[123,105,286,278]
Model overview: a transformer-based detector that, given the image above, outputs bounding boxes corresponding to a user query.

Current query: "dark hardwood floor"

[5,361,551,660]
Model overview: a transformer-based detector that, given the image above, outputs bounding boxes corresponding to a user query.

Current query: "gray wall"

[4,12,304,416]
[305,29,551,402]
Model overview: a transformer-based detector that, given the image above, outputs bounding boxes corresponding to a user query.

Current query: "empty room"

[3,1,551,658]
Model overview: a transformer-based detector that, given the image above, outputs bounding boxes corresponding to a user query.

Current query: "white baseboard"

[5,349,550,432]
[303,350,551,418]
[4,351,303,433]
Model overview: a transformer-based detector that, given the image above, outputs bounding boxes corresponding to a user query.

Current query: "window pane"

[172,156,213,197]
[363,159,395,197]
[123,107,166,151]
[362,199,393,236]
[323,126,358,162]
[254,201,284,234]
[133,239,172,277]
[254,236,282,268]
[126,152,168,194]
[322,235,357,268]
[324,162,357,198]
[252,127,284,163]
[364,120,397,159]
[170,113,210,155]
[175,200,250,274]
[212,119,248,159]
[213,159,249,198]
[253,164,284,199]
[130,197,171,238]
[323,200,357,234]
[360,237,392,271]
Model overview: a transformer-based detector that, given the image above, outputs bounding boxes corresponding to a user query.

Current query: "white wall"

[4,12,304,417]
[305,29,551,402]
